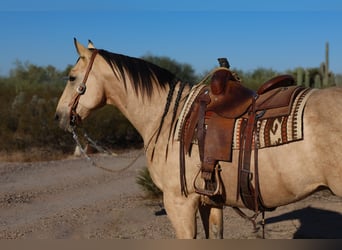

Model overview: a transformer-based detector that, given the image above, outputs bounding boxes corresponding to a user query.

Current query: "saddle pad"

[233,88,316,149]
[174,84,206,141]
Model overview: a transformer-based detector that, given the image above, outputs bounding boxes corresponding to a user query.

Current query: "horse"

[55,39,342,239]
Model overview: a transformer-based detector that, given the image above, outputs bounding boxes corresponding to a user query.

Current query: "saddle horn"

[210,69,233,95]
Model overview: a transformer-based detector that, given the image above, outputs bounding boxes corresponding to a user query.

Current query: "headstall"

[68,49,99,126]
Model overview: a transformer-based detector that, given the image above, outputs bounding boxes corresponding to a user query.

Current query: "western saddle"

[179,62,306,215]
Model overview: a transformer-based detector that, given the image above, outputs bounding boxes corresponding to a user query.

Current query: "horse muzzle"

[54,110,77,132]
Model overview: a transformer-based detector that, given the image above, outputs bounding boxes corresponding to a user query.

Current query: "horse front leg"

[163,192,200,239]
[199,204,223,239]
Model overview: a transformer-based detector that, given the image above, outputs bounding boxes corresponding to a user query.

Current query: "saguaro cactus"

[314,74,322,88]
[305,70,310,87]
[322,42,330,87]
[297,67,304,85]
[296,42,334,88]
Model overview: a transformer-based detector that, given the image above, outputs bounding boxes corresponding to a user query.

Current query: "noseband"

[69,49,99,126]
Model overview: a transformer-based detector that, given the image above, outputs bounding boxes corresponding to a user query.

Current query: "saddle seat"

[179,68,302,211]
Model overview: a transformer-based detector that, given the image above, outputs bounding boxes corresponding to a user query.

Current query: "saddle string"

[71,128,142,173]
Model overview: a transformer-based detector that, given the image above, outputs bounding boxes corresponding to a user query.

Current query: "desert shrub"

[232,67,279,90]
[81,106,143,149]
[1,57,335,161]
[136,167,163,199]
[0,62,143,159]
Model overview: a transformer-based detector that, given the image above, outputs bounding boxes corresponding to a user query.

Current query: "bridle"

[68,49,99,126]
[66,48,144,173]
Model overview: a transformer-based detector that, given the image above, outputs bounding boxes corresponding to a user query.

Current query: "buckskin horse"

[55,39,342,239]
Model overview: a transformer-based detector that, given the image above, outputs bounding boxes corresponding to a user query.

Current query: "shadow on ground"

[265,206,342,238]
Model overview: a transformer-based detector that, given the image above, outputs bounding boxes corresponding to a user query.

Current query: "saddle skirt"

[233,87,315,149]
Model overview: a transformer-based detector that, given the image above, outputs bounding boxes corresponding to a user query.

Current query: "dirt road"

[1,150,342,239]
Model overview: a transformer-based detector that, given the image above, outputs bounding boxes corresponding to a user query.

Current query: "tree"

[141,54,199,84]
[9,60,65,85]
[234,67,279,90]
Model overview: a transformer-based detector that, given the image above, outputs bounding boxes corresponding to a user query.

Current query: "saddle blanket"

[174,84,207,141]
[233,88,316,149]
[175,85,316,150]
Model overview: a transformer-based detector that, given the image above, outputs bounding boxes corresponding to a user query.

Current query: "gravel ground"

[1,149,342,239]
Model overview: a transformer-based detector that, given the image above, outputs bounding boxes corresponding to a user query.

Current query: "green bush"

[136,167,163,198]
[1,57,339,161]
[0,62,143,160]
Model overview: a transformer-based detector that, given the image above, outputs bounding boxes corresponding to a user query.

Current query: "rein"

[67,49,143,173]
[71,128,143,173]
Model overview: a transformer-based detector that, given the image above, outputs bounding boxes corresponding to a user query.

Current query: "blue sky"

[1,0,342,76]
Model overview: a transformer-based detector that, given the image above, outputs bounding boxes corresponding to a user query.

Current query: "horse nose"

[54,113,60,121]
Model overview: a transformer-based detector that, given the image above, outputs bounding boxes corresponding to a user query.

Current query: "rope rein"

[71,128,143,173]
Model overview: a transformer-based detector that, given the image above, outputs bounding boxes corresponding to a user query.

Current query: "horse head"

[55,39,107,131]
[55,39,183,141]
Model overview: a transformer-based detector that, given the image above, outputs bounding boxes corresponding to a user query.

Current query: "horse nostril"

[54,113,60,121]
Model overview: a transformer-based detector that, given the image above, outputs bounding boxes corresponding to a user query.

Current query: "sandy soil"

[1,149,342,239]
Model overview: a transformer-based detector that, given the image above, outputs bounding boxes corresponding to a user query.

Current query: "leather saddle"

[179,68,303,212]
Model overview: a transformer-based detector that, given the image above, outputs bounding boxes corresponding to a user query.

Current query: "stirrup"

[193,164,221,196]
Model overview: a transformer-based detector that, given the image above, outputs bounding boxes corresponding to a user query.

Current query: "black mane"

[96,48,190,160]
[97,49,178,98]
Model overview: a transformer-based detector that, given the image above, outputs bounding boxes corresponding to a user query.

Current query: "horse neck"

[105,77,189,146]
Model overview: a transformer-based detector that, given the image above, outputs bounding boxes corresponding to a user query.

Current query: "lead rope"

[71,128,143,173]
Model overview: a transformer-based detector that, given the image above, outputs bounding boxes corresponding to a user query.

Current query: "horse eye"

[69,76,76,82]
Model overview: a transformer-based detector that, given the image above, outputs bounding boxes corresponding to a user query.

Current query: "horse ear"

[73,38,91,57]
[87,39,96,49]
